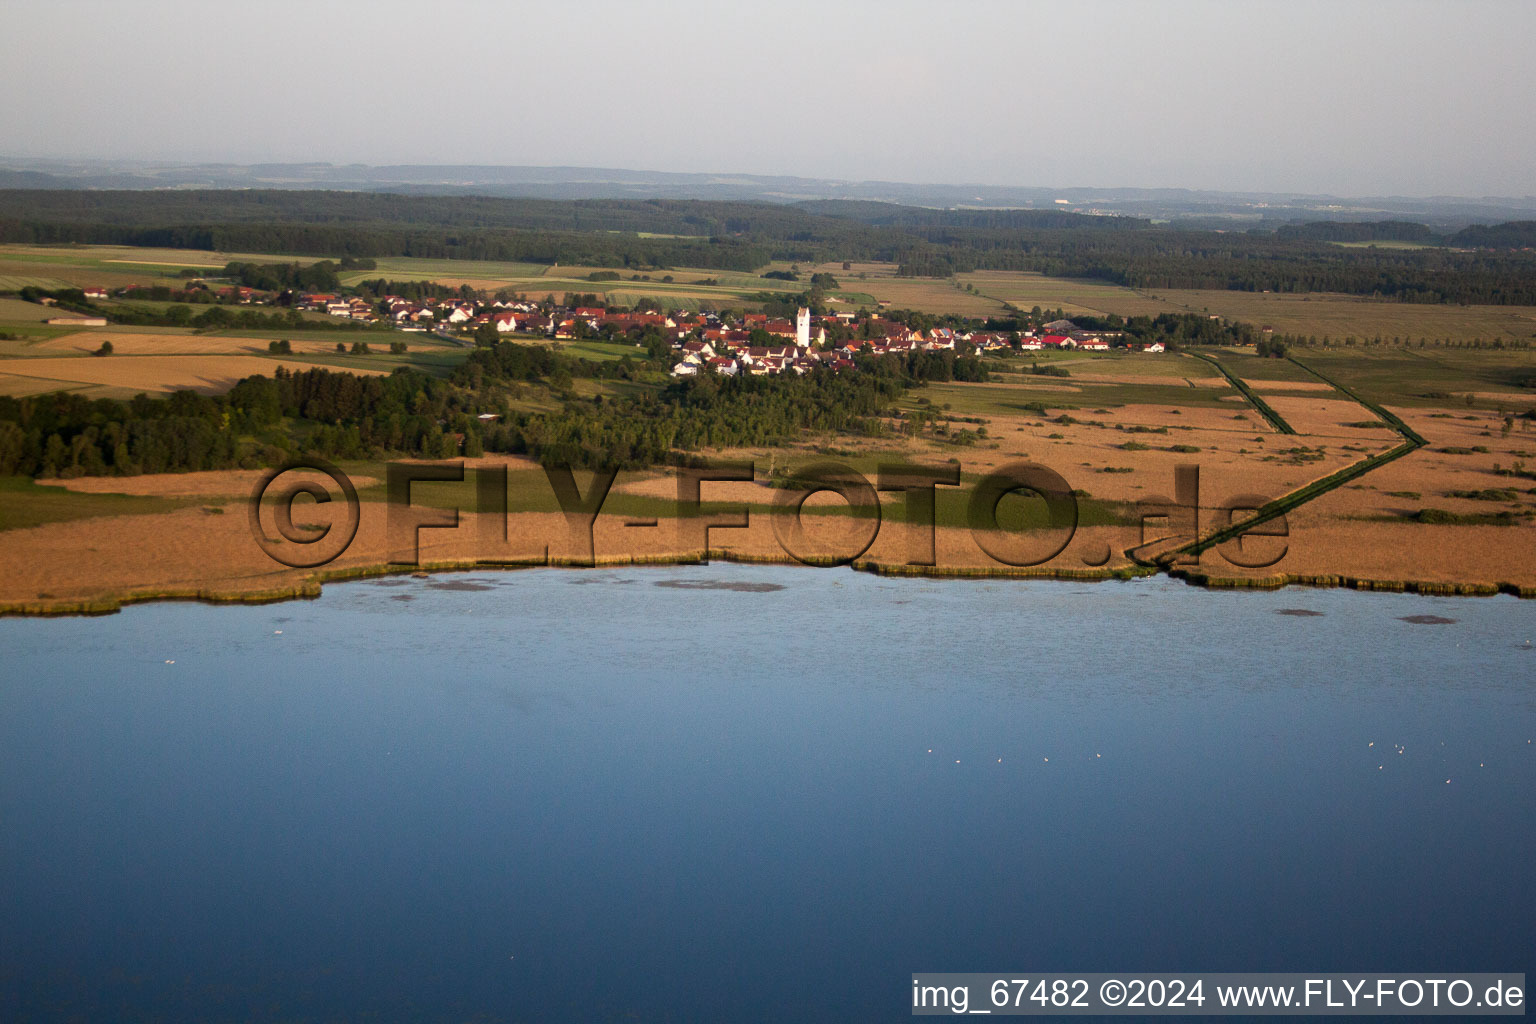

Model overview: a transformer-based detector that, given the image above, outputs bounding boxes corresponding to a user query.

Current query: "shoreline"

[3,549,1530,619]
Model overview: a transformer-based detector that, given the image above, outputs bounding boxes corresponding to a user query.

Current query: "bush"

[92,340,113,357]
[1415,507,1521,525]
[1446,488,1520,501]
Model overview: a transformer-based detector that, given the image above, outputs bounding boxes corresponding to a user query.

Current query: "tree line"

[3,189,1533,304]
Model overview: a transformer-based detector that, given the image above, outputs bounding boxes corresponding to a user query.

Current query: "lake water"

[2,567,1533,1022]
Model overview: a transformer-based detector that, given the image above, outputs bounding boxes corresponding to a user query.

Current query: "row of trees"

[1067,311,1262,348]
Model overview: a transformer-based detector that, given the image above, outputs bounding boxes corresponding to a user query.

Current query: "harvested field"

[1081,402,1276,435]
[1155,290,1536,347]
[0,372,101,397]
[960,270,1174,317]
[1051,353,1205,378]
[857,279,1006,316]
[801,261,1006,315]
[36,331,257,355]
[30,331,408,357]
[0,297,65,322]
[0,354,392,396]
[1261,395,1403,440]
[0,274,74,291]
[1470,391,1536,405]
[1244,379,1335,392]
[1065,372,1229,389]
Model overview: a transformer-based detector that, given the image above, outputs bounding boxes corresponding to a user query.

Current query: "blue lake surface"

[2,567,1533,1022]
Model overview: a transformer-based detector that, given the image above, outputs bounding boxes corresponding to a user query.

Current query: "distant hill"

[1449,221,1536,249]
[2,157,1534,228]
[794,201,1150,231]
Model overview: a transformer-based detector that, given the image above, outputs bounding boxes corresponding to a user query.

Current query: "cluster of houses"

[285,295,1170,374]
[667,312,1164,377]
[89,283,1168,374]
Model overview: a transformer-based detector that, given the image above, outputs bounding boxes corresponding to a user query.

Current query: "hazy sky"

[3,0,1532,196]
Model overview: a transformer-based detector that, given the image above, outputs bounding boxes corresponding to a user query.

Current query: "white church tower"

[795,306,811,348]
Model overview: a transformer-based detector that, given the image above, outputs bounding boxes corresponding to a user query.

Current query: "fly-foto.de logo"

[247,459,1290,571]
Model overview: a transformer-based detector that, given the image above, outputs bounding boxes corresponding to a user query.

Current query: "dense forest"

[3,190,1534,304]
[1274,220,1439,243]
[1448,221,1536,249]
[881,224,1536,303]
[0,340,988,477]
[0,367,482,477]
